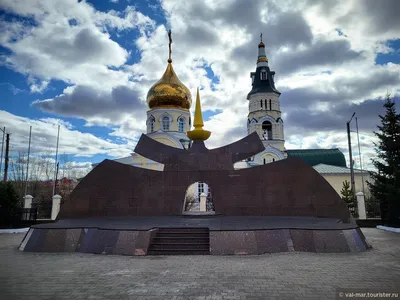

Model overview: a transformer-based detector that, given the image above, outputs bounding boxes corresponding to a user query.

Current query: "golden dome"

[146,62,192,110]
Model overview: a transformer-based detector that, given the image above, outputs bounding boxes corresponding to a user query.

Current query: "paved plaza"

[0,228,399,300]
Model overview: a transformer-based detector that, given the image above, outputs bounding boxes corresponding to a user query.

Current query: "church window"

[264,99,267,110]
[162,116,170,131]
[178,118,185,132]
[198,182,204,198]
[269,99,272,110]
[261,70,267,80]
[148,116,155,132]
[150,120,154,132]
[260,100,263,109]
[262,121,273,140]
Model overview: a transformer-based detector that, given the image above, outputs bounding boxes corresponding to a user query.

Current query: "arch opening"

[182,181,215,215]
[262,121,273,140]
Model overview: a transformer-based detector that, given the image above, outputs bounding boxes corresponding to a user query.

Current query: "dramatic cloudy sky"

[0,0,399,177]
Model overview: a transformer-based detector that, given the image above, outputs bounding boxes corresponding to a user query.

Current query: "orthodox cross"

[168,30,172,63]
[260,33,263,42]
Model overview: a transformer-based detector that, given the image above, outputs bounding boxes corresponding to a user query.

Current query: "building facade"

[246,39,286,165]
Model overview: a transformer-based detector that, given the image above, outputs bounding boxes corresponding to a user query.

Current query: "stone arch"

[149,132,184,149]
[258,115,276,124]
[254,146,285,163]
[262,121,272,140]
[182,181,215,215]
[259,152,279,165]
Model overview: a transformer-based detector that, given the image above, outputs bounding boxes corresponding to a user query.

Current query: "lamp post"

[24,126,32,196]
[355,117,365,195]
[52,125,60,196]
[347,112,356,196]
[0,127,5,178]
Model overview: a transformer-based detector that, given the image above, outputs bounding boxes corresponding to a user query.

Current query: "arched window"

[162,116,170,131]
[147,116,155,132]
[269,99,272,110]
[178,118,185,132]
[150,119,154,132]
[262,121,273,140]
[260,100,263,109]
[264,99,267,110]
[261,70,267,80]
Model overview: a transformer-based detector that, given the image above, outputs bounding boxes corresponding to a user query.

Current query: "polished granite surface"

[33,215,357,231]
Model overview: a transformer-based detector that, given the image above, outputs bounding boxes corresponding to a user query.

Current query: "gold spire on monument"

[187,88,211,141]
[146,30,192,110]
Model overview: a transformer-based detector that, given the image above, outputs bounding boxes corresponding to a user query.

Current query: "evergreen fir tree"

[0,182,22,227]
[340,180,356,214]
[368,94,400,227]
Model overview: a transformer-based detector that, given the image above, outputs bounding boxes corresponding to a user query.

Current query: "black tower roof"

[247,66,280,99]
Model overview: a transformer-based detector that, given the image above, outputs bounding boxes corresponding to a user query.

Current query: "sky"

[0,0,399,178]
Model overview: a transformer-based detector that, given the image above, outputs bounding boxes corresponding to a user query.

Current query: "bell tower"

[247,34,286,165]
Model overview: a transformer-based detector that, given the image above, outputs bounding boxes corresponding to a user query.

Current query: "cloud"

[274,37,364,76]
[0,82,25,95]
[0,110,132,159]
[338,0,400,37]
[0,0,154,92]
[32,85,147,125]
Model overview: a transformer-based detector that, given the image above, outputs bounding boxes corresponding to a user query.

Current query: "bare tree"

[9,151,26,198]
[184,194,197,211]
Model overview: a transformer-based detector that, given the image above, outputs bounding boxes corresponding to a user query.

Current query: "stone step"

[149,243,209,250]
[147,249,210,255]
[153,236,209,243]
[147,227,211,255]
[155,232,209,238]
[156,227,209,233]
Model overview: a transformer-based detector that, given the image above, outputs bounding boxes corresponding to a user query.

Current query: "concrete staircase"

[147,227,210,255]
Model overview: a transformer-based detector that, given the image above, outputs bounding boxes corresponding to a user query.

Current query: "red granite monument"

[19,88,370,255]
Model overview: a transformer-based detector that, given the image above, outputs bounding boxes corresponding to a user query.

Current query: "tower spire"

[257,33,268,65]
[187,88,211,141]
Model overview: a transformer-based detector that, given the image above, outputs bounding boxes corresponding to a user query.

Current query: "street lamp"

[0,127,5,179]
[347,112,356,196]
[354,117,365,195]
